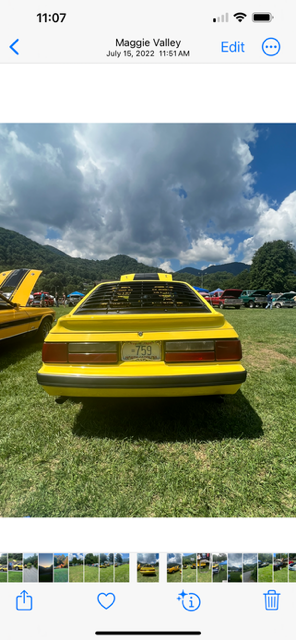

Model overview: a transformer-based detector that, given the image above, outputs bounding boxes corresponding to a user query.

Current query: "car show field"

[1,306,296,518]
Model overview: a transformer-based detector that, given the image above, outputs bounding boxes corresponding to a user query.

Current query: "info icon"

[177,590,201,612]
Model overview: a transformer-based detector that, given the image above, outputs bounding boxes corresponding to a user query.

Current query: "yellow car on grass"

[37,273,246,400]
[0,269,55,343]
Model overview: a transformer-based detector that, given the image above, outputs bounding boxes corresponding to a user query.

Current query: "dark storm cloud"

[0,124,264,264]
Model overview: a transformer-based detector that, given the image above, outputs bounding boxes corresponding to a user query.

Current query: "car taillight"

[165,339,242,363]
[68,342,118,364]
[42,342,68,363]
[42,342,118,363]
[165,340,215,363]
[215,339,242,361]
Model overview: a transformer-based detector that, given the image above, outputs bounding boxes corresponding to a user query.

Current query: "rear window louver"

[74,281,210,315]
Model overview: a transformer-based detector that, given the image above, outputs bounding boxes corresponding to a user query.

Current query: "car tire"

[219,302,224,309]
[35,317,53,342]
[249,301,254,308]
[275,303,281,309]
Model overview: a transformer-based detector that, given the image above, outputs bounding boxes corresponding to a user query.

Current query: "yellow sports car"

[0,269,55,343]
[37,273,246,399]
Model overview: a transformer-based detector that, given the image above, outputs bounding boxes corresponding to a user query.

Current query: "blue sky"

[1,124,296,272]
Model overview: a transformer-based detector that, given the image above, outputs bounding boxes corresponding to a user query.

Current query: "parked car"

[37,273,246,400]
[205,289,243,309]
[272,293,296,308]
[0,269,55,343]
[32,292,55,307]
[289,564,296,571]
[67,293,84,307]
[240,289,270,308]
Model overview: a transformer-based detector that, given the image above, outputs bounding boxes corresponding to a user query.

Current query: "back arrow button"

[10,39,19,55]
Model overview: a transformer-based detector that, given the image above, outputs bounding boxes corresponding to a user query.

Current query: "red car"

[32,292,54,307]
[205,289,243,310]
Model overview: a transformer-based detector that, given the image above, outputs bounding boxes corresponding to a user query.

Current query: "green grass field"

[258,565,273,582]
[167,569,181,583]
[8,571,23,582]
[274,566,288,582]
[69,565,83,582]
[0,572,7,582]
[54,568,68,582]
[1,307,296,517]
[289,570,296,582]
[99,565,114,582]
[85,566,99,582]
[182,567,196,582]
[115,564,129,582]
[137,568,159,583]
[228,571,242,583]
[213,567,227,583]
[197,568,211,583]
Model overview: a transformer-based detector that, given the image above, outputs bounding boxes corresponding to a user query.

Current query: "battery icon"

[252,12,274,21]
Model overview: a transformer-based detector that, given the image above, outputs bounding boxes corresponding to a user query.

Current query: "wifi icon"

[234,12,247,21]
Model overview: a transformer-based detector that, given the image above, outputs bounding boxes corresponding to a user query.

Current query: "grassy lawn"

[115,564,129,582]
[85,566,99,582]
[289,570,296,582]
[8,571,23,582]
[137,568,159,583]
[69,565,83,582]
[197,569,211,583]
[99,565,114,582]
[258,565,273,582]
[1,308,296,517]
[213,567,227,583]
[182,568,196,582]
[54,568,69,582]
[167,569,181,583]
[274,566,288,582]
[0,573,7,582]
[228,571,242,583]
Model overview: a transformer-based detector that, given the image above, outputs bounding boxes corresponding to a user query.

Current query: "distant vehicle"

[240,289,269,308]
[289,564,296,571]
[205,289,243,309]
[272,293,296,309]
[32,292,54,307]
[67,292,85,307]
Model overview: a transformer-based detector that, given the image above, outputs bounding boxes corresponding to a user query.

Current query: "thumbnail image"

[258,554,273,582]
[167,553,182,583]
[69,554,84,582]
[0,553,7,582]
[54,554,69,583]
[228,554,242,583]
[39,553,53,583]
[243,553,257,583]
[289,554,296,582]
[24,554,38,583]
[137,554,159,583]
[212,553,227,583]
[273,554,288,582]
[99,554,114,582]
[84,554,99,583]
[182,553,197,583]
[115,553,129,582]
[197,554,212,583]
[8,554,23,583]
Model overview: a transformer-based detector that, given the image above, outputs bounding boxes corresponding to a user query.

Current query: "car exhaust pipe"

[55,396,68,405]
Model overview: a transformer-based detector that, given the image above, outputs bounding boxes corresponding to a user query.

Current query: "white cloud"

[179,235,236,265]
[158,260,174,272]
[238,191,296,262]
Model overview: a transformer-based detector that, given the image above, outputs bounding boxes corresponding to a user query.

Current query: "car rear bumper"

[37,367,247,397]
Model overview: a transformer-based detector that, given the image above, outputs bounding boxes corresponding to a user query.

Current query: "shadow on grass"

[0,335,42,370]
[72,391,263,443]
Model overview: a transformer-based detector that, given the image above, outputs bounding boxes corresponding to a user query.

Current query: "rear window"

[74,281,210,315]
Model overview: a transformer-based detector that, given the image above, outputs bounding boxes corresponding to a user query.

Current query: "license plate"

[121,342,161,361]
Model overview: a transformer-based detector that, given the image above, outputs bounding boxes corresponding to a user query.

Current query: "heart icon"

[97,593,116,610]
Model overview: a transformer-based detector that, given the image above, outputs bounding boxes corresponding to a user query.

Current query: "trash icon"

[264,589,280,611]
